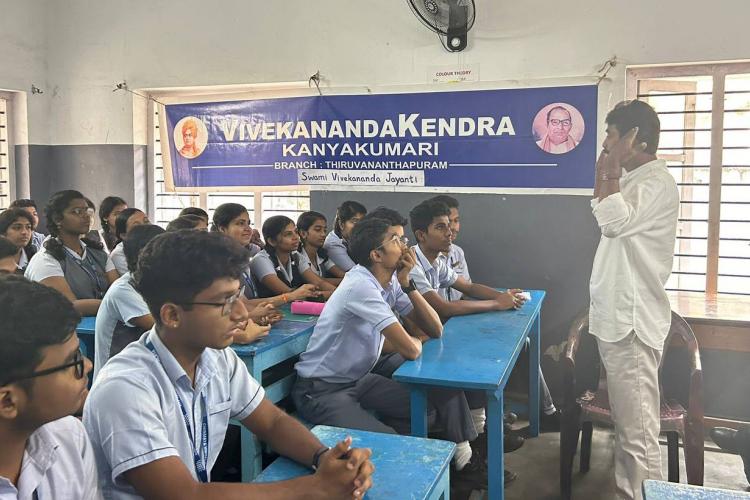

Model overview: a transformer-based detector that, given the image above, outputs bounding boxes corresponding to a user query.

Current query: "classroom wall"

[2,0,750,412]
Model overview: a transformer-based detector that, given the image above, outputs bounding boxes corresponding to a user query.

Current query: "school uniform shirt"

[440,244,471,301]
[24,241,115,299]
[298,248,336,278]
[249,249,303,293]
[16,248,29,272]
[83,329,265,500]
[31,231,46,252]
[109,242,128,275]
[589,159,679,350]
[0,416,102,500]
[247,243,262,258]
[408,244,458,296]
[295,264,414,383]
[93,272,151,381]
[323,231,355,272]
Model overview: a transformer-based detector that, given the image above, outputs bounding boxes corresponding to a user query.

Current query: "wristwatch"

[401,278,417,294]
[311,446,330,471]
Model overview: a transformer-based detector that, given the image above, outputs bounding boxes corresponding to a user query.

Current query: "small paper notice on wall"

[427,63,480,84]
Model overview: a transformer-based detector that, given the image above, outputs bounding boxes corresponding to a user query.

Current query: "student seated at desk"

[323,201,367,272]
[0,275,101,499]
[25,190,118,316]
[297,211,344,287]
[109,208,150,275]
[409,199,561,432]
[293,217,492,493]
[93,224,164,380]
[98,196,128,253]
[0,208,37,273]
[83,230,374,500]
[250,215,329,299]
[166,214,208,232]
[0,237,20,274]
[213,206,317,322]
[8,198,46,251]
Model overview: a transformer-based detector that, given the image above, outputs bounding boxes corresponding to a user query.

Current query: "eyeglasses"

[176,286,245,316]
[376,234,409,251]
[549,119,572,127]
[69,207,95,218]
[4,349,85,385]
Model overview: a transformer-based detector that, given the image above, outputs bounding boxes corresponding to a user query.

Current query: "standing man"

[589,100,679,500]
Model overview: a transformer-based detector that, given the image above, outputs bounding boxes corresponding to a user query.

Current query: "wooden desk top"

[255,425,455,499]
[668,291,750,326]
[393,290,545,391]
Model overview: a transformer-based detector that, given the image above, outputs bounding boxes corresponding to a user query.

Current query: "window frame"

[0,91,16,211]
[627,61,750,296]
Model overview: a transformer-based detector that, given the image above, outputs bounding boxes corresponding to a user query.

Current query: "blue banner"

[161,85,597,190]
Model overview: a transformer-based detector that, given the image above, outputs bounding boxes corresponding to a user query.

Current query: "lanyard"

[242,270,257,299]
[145,341,209,483]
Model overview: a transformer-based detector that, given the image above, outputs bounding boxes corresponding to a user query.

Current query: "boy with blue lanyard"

[409,199,561,435]
[0,275,101,499]
[84,230,374,499]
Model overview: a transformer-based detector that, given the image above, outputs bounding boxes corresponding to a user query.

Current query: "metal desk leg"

[410,387,429,438]
[487,390,505,500]
[240,357,264,482]
[528,313,541,438]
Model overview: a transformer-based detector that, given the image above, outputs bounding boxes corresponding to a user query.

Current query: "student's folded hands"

[232,318,271,344]
[313,437,375,499]
[496,288,526,310]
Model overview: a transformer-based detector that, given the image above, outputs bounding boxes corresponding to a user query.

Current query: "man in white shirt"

[0,275,102,499]
[590,100,679,500]
[84,230,374,500]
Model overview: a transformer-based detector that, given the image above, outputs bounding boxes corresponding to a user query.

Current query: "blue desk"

[393,290,545,500]
[231,313,317,481]
[76,316,96,359]
[643,480,750,499]
[255,425,455,499]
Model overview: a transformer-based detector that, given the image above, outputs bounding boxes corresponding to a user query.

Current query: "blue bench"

[643,480,750,499]
[76,316,96,359]
[255,425,455,499]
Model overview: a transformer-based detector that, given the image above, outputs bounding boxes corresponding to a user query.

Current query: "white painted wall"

[0,0,49,144]
[3,0,750,144]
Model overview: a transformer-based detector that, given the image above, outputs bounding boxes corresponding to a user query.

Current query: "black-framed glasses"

[549,119,572,127]
[176,286,245,317]
[376,234,409,251]
[4,349,85,385]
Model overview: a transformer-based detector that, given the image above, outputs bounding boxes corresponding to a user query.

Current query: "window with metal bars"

[151,107,309,230]
[0,97,10,211]
[628,62,750,296]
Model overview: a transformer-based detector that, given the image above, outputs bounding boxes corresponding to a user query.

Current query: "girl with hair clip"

[323,200,366,272]
[109,208,150,275]
[24,190,119,315]
[250,215,328,300]
[98,196,128,252]
[297,211,344,292]
[0,208,37,273]
[212,204,317,326]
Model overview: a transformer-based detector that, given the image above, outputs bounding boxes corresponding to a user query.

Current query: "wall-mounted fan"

[407,0,476,52]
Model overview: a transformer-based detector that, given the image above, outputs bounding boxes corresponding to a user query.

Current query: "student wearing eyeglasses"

[0,275,101,499]
[83,230,374,499]
[25,190,119,316]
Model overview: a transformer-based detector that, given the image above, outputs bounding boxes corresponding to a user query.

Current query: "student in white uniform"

[25,190,119,316]
[98,196,128,253]
[323,201,366,272]
[427,196,471,301]
[83,230,374,499]
[0,275,101,499]
[213,205,317,324]
[109,208,150,275]
[590,100,679,500]
[250,215,326,299]
[297,211,344,291]
[9,199,46,252]
[94,224,164,380]
[420,197,561,432]
[0,208,37,273]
